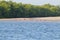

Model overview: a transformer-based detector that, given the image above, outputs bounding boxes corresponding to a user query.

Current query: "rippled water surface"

[0,21,60,40]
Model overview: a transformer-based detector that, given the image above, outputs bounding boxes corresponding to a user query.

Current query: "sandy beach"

[0,17,60,21]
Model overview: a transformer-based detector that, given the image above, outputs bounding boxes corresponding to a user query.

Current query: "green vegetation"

[0,0,60,18]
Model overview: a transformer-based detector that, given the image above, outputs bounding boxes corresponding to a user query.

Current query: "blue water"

[0,21,60,40]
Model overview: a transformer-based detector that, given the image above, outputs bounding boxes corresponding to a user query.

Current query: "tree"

[0,1,60,18]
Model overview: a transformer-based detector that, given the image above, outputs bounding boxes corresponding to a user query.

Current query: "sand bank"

[0,17,60,21]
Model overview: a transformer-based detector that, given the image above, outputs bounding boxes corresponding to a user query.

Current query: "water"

[0,21,60,40]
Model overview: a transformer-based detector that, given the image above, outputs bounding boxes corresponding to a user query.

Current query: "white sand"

[0,17,60,21]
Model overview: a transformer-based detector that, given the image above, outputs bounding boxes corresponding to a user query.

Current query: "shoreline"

[0,17,60,21]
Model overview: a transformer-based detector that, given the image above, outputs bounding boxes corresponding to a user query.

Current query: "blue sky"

[12,0,59,5]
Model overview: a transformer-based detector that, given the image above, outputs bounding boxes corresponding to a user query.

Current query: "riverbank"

[0,17,60,21]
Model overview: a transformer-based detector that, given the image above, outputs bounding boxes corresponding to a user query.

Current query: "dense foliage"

[0,1,60,18]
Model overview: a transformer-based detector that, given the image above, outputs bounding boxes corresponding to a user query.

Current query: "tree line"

[0,1,60,18]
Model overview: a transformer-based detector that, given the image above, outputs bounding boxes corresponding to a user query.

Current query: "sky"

[12,0,59,5]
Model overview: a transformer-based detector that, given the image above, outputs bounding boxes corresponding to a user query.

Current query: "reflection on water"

[0,21,60,40]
